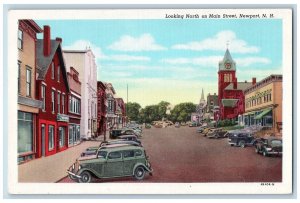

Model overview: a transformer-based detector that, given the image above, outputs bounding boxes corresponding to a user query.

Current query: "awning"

[243,111,256,116]
[254,108,272,119]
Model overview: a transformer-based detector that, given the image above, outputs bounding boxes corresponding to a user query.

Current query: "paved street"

[58,126,282,183]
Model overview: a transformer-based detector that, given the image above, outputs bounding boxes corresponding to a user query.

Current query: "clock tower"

[218,49,237,111]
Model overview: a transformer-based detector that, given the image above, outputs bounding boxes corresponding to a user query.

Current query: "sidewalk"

[18,140,102,183]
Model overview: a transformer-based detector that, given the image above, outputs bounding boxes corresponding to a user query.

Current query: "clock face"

[225,63,231,69]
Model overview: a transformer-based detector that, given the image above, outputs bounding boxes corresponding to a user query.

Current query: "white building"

[63,49,98,140]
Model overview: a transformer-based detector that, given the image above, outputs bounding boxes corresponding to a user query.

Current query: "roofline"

[24,20,43,33]
[63,50,88,53]
[244,74,282,94]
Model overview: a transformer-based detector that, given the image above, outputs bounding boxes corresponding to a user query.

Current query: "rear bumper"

[266,151,282,155]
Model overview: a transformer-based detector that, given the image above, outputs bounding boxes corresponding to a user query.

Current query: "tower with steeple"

[218,48,237,108]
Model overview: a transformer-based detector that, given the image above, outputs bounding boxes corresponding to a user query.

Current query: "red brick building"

[115,98,126,128]
[218,49,254,120]
[67,67,81,146]
[97,81,107,138]
[35,25,70,157]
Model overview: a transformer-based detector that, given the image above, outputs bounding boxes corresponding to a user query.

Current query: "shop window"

[69,125,73,145]
[26,67,32,97]
[18,111,33,154]
[265,116,273,127]
[59,127,65,147]
[18,29,23,49]
[48,125,55,151]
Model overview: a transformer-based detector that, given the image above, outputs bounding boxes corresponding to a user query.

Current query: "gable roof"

[219,49,236,71]
[36,39,70,91]
[224,82,252,92]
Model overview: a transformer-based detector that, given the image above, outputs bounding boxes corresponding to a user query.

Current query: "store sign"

[57,114,69,122]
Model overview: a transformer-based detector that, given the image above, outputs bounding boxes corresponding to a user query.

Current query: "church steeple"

[219,48,236,71]
[201,88,204,100]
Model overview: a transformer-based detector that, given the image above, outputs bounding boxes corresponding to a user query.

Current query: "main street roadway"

[58,125,282,183]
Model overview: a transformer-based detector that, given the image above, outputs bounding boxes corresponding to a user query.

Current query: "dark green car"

[67,145,153,183]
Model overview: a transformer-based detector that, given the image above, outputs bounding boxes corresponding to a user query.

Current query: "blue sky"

[36,19,282,107]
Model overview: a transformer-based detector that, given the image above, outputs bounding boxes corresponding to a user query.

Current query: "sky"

[36,19,282,107]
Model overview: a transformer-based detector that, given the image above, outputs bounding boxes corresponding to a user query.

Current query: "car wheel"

[134,166,145,180]
[79,171,92,183]
[239,141,246,148]
[263,150,268,157]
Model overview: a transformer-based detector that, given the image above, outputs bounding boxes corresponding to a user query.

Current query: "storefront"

[18,111,35,163]
[68,123,80,146]
[243,108,273,127]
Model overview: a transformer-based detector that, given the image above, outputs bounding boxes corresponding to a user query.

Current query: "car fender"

[77,168,100,178]
[132,163,152,175]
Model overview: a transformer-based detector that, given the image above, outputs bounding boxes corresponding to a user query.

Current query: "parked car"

[109,129,123,139]
[180,122,187,126]
[175,122,180,128]
[207,128,228,139]
[197,126,209,133]
[227,131,256,147]
[121,128,142,138]
[255,137,282,157]
[67,145,153,183]
[145,123,152,129]
[81,140,142,157]
[189,121,198,127]
[202,127,216,137]
[118,134,141,145]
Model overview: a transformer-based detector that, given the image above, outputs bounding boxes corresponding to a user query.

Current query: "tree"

[170,102,197,122]
[157,101,170,120]
[126,102,141,122]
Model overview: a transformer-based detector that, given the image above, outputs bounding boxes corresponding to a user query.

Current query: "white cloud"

[172,30,259,54]
[108,33,167,52]
[161,56,271,67]
[63,40,107,59]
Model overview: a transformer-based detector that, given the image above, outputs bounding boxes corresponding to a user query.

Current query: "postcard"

[7,8,293,194]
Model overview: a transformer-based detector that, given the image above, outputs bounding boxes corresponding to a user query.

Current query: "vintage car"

[118,134,141,145]
[202,127,216,137]
[67,145,153,183]
[189,121,198,127]
[255,137,282,157]
[175,122,180,128]
[227,131,256,148]
[207,128,228,139]
[197,126,209,133]
[81,140,142,157]
[145,123,152,129]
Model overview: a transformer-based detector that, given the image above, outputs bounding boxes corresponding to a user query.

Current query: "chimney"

[56,37,62,43]
[43,25,51,56]
[233,78,237,89]
[252,77,256,85]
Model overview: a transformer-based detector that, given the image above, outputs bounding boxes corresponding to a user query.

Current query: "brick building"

[115,98,126,128]
[217,49,253,121]
[67,67,81,146]
[97,81,107,138]
[17,20,43,163]
[35,25,70,157]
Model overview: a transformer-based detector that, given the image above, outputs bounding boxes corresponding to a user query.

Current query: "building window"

[18,29,23,49]
[18,62,21,94]
[57,66,60,82]
[51,62,55,79]
[59,127,65,147]
[26,67,32,97]
[229,74,232,82]
[62,94,65,114]
[69,95,81,114]
[41,85,46,111]
[57,92,61,113]
[51,90,55,113]
[48,125,55,150]
[18,111,33,154]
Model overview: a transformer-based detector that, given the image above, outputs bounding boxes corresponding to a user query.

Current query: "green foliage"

[169,102,197,122]
[126,102,141,122]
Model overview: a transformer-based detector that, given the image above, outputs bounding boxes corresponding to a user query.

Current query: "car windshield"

[270,140,282,147]
[97,151,107,159]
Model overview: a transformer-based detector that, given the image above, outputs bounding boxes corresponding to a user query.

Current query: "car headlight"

[72,164,75,170]
[79,165,82,170]
[266,148,272,151]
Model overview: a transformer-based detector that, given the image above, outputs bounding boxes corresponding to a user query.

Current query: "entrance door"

[41,124,45,157]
